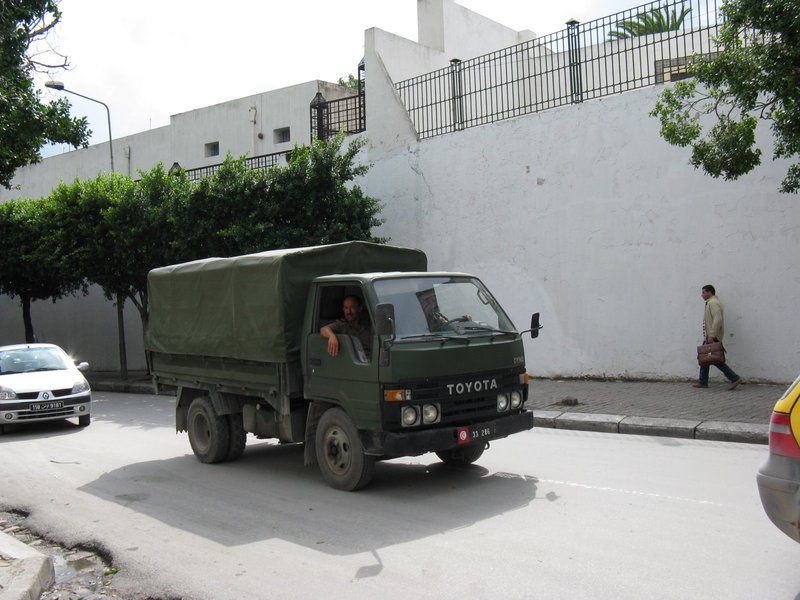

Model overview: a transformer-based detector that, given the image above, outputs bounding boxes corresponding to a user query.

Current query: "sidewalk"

[3,373,784,600]
[526,377,781,444]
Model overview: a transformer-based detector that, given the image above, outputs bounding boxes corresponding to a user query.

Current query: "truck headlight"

[422,403,440,424]
[510,390,523,409]
[497,393,509,412]
[0,386,17,401]
[401,405,419,427]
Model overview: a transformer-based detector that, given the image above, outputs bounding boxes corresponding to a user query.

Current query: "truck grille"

[382,368,527,430]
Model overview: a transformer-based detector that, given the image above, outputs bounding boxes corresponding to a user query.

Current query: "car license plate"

[30,401,63,411]
[456,423,495,445]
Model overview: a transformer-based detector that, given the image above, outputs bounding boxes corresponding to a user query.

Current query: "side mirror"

[375,303,396,337]
[519,312,543,339]
[76,361,89,372]
[530,313,542,339]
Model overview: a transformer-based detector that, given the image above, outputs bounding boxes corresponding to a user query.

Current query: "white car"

[0,343,91,433]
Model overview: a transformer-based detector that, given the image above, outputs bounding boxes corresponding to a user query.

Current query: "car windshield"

[372,276,515,340]
[0,347,72,375]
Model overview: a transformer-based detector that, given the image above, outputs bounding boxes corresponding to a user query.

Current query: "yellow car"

[757,374,800,542]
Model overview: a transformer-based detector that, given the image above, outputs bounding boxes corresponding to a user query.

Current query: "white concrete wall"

[0,80,349,201]
[360,85,800,383]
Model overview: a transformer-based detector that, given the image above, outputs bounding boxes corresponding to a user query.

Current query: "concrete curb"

[533,410,768,444]
[0,531,54,600]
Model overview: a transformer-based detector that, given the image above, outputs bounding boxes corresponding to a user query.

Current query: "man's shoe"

[692,383,708,388]
[729,378,743,390]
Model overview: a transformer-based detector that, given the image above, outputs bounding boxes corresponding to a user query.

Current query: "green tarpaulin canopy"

[145,241,427,363]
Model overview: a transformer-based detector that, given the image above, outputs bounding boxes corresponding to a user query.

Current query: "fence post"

[566,19,583,104]
[449,58,464,131]
[357,59,366,132]
[310,92,328,142]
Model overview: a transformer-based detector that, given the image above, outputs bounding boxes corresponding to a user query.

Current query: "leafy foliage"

[0,134,385,346]
[337,74,360,90]
[608,2,691,40]
[650,0,800,193]
[0,196,84,341]
[0,0,90,188]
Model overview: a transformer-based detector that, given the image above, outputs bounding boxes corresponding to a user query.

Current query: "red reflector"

[769,412,800,458]
[456,426,471,445]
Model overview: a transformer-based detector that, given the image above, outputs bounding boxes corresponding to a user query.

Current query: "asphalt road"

[1,391,798,600]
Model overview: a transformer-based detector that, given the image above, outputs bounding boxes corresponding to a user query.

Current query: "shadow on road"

[79,440,540,555]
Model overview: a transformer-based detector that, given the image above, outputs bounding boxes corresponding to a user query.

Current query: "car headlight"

[510,390,523,409]
[422,403,440,424]
[71,379,90,394]
[497,393,509,412]
[0,386,17,401]
[401,405,419,427]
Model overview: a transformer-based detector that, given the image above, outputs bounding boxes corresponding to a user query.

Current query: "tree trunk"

[21,294,35,343]
[116,294,128,379]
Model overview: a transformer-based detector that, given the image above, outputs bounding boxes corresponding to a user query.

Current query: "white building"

[2,0,798,383]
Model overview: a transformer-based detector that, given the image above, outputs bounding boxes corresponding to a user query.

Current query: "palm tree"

[608,2,692,40]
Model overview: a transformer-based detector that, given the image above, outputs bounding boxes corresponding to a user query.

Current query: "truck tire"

[187,396,230,464]
[226,412,247,461]
[436,443,485,466]
[315,408,375,491]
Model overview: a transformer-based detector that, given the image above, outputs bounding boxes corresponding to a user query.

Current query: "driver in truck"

[320,295,373,358]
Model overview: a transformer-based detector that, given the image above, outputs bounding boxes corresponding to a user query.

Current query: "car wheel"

[187,396,230,464]
[436,443,485,466]
[78,414,91,427]
[226,412,247,461]
[315,407,374,491]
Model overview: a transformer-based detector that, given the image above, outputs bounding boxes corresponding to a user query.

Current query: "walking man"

[693,284,744,389]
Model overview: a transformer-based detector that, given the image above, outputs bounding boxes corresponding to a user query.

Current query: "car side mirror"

[76,362,89,372]
[375,303,396,337]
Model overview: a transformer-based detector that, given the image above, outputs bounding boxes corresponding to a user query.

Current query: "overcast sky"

[37,0,635,153]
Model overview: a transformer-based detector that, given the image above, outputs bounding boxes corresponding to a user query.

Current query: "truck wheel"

[226,412,247,461]
[78,414,91,427]
[187,396,230,464]
[436,443,485,466]
[315,408,375,491]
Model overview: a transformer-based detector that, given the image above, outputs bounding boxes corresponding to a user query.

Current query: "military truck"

[146,242,539,490]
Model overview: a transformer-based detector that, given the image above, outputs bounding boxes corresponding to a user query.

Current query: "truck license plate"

[456,423,495,445]
[30,401,63,411]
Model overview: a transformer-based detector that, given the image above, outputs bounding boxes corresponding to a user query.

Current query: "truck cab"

[302,272,533,490]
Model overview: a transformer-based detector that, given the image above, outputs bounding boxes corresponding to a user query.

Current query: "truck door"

[304,284,380,429]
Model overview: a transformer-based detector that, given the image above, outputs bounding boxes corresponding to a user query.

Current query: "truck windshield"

[372,276,516,339]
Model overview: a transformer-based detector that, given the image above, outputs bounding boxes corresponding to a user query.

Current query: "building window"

[274,127,291,144]
[204,141,220,157]
[655,52,719,84]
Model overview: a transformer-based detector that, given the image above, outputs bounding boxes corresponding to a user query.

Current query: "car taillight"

[768,411,800,458]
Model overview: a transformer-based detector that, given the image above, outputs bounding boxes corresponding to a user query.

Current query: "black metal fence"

[396,0,721,139]
[183,150,291,183]
[310,62,366,141]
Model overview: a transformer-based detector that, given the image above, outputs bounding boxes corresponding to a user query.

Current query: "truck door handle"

[309,358,322,366]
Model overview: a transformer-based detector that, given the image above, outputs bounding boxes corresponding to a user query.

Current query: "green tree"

[337,74,360,90]
[0,196,84,341]
[608,2,691,39]
[0,0,90,188]
[171,156,272,260]
[650,0,800,193]
[264,133,385,248]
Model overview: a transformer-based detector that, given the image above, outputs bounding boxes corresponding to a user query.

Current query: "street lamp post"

[45,81,126,378]
[45,81,114,172]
